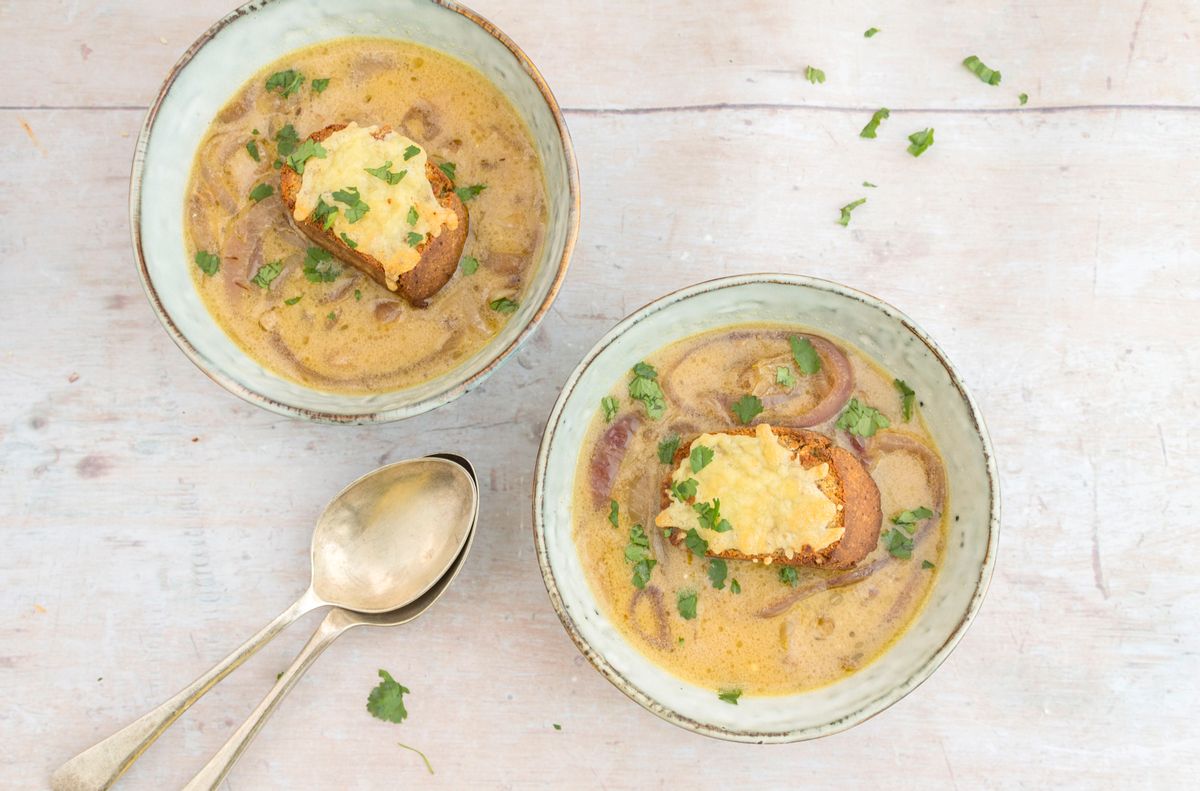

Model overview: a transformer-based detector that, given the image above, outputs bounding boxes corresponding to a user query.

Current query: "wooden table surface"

[2,1,1198,788]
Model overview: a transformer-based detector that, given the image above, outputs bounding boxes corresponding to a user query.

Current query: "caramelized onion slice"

[629,585,671,650]
[759,334,855,427]
[865,432,947,513]
[588,413,641,509]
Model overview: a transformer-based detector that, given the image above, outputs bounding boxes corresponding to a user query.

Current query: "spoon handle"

[51,590,321,791]
[181,608,356,791]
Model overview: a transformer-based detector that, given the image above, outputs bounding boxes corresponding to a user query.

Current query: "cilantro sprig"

[836,398,890,437]
[628,362,666,420]
[366,669,410,723]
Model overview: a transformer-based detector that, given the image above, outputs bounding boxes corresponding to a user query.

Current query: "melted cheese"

[292,123,457,288]
[654,424,841,557]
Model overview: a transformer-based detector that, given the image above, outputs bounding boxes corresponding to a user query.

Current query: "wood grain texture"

[1,1,1198,788]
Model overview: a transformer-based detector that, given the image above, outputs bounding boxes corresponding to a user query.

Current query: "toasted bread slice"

[656,426,882,569]
[279,123,468,307]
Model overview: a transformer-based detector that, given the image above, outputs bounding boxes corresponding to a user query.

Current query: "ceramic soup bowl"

[534,274,999,742]
[133,0,578,422]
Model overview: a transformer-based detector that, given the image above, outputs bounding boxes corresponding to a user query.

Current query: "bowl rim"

[531,273,1000,743]
[130,0,580,424]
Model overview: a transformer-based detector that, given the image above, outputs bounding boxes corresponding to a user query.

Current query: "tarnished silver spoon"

[52,455,478,791]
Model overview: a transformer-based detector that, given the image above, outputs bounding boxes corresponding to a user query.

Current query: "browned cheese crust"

[659,426,882,569]
[279,123,468,307]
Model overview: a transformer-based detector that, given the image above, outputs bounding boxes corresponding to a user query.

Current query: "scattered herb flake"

[609,499,620,528]
[707,558,728,590]
[860,107,890,139]
[893,378,916,421]
[286,139,327,173]
[326,311,337,322]
[628,362,667,420]
[838,197,867,227]
[907,128,935,157]
[312,198,338,230]
[248,183,274,203]
[731,394,763,424]
[246,140,260,162]
[406,231,425,248]
[836,398,891,437]
[602,395,619,423]
[864,27,880,38]
[684,528,709,558]
[403,144,421,161]
[194,250,219,276]
[340,232,358,249]
[790,335,822,375]
[805,65,826,84]
[284,295,302,305]
[250,259,283,289]
[396,742,434,775]
[776,366,796,389]
[962,55,1002,86]
[265,69,304,98]
[718,689,742,705]
[671,478,699,502]
[455,184,487,202]
[892,506,935,529]
[366,669,410,723]
[438,161,457,182]
[365,161,406,185]
[1019,92,1029,105]
[657,435,681,464]
[882,528,913,559]
[552,723,562,731]
[332,186,369,223]
[922,560,936,570]
[863,181,878,188]
[676,590,698,620]
[274,124,299,157]
[779,566,800,587]
[626,523,657,589]
[695,499,732,533]
[302,246,340,282]
[730,579,741,595]
[690,444,714,473]
[354,289,362,301]
[311,77,330,93]
[489,296,519,314]
[460,256,479,275]
[406,205,419,226]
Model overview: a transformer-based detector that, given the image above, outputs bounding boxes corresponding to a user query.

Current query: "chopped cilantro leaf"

[779,566,799,587]
[860,107,890,139]
[601,395,619,422]
[552,723,562,730]
[731,394,763,424]
[676,590,698,620]
[863,181,878,188]
[455,184,487,202]
[246,140,260,162]
[312,198,338,230]
[882,528,913,559]
[407,205,419,226]
[684,528,709,557]
[628,362,666,420]
[490,297,519,314]
[248,183,274,203]
[790,335,822,375]
[1019,92,1029,105]
[836,398,891,437]
[776,366,795,388]
[286,139,327,174]
[340,232,358,249]
[671,477,698,502]
[406,231,425,248]
[707,558,728,590]
[194,250,219,276]
[690,444,714,473]
[265,69,304,98]
[657,435,681,464]
[892,506,935,528]
[730,579,741,595]
[365,161,406,185]
[403,144,421,161]
[922,559,936,570]
[626,524,656,589]
[332,186,369,223]
[250,259,283,289]
[907,128,935,157]
[366,669,410,723]
[838,197,867,227]
[608,499,619,528]
[460,256,479,275]
[893,378,916,421]
[718,689,742,704]
[864,27,880,38]
[302,246,340,282]
[284,295,302,306]
[694,499,732,533]
[311,77,330,93]
[805,65,826,84]
[274,124,299,157]
[962,55,1002,86]
[438,161,457,182]
[354,289,362,301]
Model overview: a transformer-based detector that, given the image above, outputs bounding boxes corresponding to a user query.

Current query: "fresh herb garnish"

[354,289,362,301]
[893,506,934,528]
[657,435,681,464]
[836,398,891,437]
[962,55,1002,86]
[265,69,304,98]
[684,528,709,557]
[552,723,561,731]
[731,394,763,424]
[302,246,340,282]
[396,742,434,775]
[1019,92,1029,105]
[327,311,337,322]
[776,366,796,388]
[864,27,880,38]
[730,579,741,595]
[311,77,330,93]
[805,65,826,84]
[718,689,742,704]
[284,295,302,305]
[922,560,936,570]
[626,524,657,589]
[671,478,699,502]
[460,256,479,275]
[907,128,935,157]
[250,259,283,289]
[312,198,338,230]
[406,206,419,226]
[246,140,260,162]
[365,161,406,185]
[694,499,732,533]
[860,107,890,139]
[707,558,728,590]
[608,499,620,528]
[340,232,358,249]
[406,231,425,248]
[286,139,327,173]
[402,144,421,161]
[438,161,457,181]
[838,197,867,227]
[366,669,410,723]
[248,183,274,203]
[690,445,713,473]
[893,378,916,421]
[194,250,219,276]
[863,181,878,188]
[332,187,369,223]
[779,566,799,587]
[790,335,822,375]
[628,362,666,420]
[601,395,619,423]
[882,506,934,559]
[676,590,698,620]
[490,297,519,314]
[274,124,299,157]
[455,184,487,202]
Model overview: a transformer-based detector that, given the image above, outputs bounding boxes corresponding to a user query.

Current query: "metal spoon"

[52,455,478,791]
